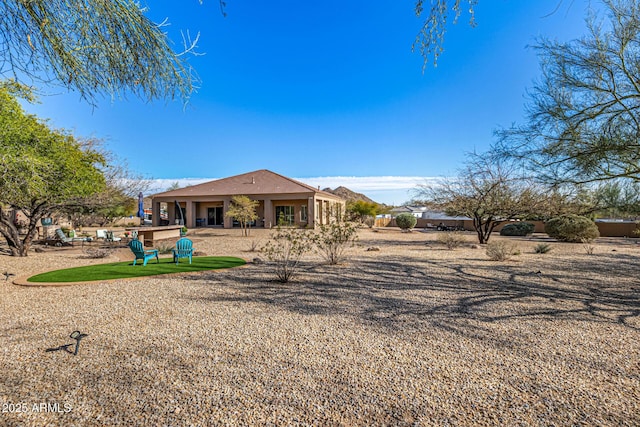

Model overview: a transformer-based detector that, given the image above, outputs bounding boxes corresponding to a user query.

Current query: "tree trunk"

[473,215,501,244]
[0,206,47,256]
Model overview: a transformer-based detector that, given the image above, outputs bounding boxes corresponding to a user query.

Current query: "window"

[300,205,308,222]
[275,206,295,225]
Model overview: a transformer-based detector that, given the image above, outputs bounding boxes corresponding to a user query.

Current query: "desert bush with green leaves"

[312,221,359,265]
[500,222,535,236]
[262,227,313,283]
[545,214,600,243]
[395,213,417,231]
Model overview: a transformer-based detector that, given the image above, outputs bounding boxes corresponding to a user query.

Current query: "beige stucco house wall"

[151,170,345,229]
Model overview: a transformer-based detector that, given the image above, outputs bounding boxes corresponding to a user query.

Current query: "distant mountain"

[322,186,378,204]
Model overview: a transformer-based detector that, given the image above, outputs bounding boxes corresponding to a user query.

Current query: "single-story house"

[150,169,345,229]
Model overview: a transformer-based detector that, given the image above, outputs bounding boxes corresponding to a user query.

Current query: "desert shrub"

[437,231,466,250]
[486,241,518,261]
[545,214,600,242]
[155,242,175,254]
[247,239,261,252]
[312,221,359,265]
[534,243,552,254]
[363,216,375,228]
[395,213,417,231]
[500,222,535,236]
[262,227,313,283]
[582,239,596,255]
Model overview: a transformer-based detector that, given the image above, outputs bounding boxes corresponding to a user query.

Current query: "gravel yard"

[1,228,639,426]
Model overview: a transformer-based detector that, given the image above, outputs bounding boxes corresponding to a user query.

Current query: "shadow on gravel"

[183,252,640,335]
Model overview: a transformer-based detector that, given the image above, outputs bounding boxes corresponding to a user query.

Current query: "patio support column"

[168,202,176,225]
[307,196,315,229]
[263,198,273,228]
[152,200,160,226]
[317,201,323,225]
[186,200,195,229]
[223,198,232,228]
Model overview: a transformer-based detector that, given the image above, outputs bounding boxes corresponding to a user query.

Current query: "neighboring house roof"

[152,169,343,201]
[391,206,428,214]
[421,211,472,221]
[390,206,472,220]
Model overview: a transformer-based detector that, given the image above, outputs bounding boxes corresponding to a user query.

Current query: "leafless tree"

[416,155,553,244]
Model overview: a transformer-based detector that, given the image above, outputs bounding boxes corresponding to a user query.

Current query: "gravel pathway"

[0,229,638,426]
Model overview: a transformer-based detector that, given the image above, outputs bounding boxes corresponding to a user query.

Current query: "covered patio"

[151,170,345,229]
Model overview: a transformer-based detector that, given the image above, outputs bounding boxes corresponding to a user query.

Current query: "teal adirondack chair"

[128,240,159,266]
[172,238,194,264]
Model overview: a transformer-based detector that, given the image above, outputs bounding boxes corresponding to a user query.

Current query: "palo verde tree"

[346,200,386,226]
[413,0,478,67]
[496,0,640,186]
[0,0,202,103]
[0,0,487,102]
[416,154,551,244]
[225,195,259,237]
[0,82,106,256]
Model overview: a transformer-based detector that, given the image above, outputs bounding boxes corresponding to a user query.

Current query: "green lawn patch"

[27,256,246,283]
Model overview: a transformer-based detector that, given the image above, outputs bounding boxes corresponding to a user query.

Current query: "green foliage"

[545,214,600,243]
[437,231,466,250]
[1,1,197,103]
[496,0,640,184]
[312,221,359,265]
[395,213,417,231]
[414,0,477,67]
[500,222,535,236]
[534,243,552,254]
[486,241,518,261]
[347,201,383,226]
[262,227,313,283]
[225,195,259,236]
[0,85,106,255]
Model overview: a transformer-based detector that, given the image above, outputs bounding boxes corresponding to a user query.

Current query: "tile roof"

[152,169,343,200]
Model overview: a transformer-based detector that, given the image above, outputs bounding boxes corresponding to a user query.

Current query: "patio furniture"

[172,238,194,264]
[54,228,89,247]
[105,231,122,243]
[128,240,159,266]
[95,229,108,240]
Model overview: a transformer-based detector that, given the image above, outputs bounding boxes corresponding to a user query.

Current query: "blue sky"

[22,1,596,204]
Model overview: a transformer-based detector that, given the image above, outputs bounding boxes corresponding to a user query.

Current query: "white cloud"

[147,176,440,205]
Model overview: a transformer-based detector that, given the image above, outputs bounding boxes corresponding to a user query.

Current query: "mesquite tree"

[416,155,550,244]
[0,83,106,256]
